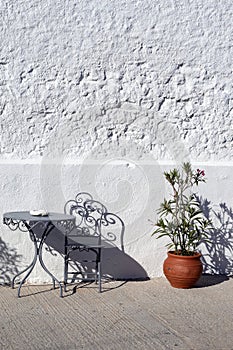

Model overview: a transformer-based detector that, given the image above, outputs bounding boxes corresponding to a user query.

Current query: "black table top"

[3,211,75,222]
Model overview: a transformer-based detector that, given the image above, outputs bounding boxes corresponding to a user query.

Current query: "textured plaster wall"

[0,0,232,282]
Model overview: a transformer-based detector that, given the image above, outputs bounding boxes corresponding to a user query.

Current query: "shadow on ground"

[195,274,231,288]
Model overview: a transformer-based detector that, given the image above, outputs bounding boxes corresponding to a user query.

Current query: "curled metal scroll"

[3,218,28,232]
[75,192,93,204]
[100,212,125,249]
[64,192,125,250]
[55,219,75,234]
[64,193,108,237]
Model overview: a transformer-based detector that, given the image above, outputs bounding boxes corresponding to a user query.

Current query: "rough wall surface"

[1,0,232,160]
[0,0,232,282]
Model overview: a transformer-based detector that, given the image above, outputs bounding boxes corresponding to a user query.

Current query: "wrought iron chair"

[64,192,124,293]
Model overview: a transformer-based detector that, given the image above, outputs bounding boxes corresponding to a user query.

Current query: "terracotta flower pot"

[163,251,203,288]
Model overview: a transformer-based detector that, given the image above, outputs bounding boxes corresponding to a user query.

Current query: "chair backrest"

[64,192,125,250]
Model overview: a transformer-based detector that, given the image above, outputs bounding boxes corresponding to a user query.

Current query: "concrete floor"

[0,276,232,350]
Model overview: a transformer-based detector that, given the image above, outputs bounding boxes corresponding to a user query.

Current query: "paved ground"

[0,276,232,350]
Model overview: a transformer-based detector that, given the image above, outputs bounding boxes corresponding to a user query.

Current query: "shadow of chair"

[63,192,125,293]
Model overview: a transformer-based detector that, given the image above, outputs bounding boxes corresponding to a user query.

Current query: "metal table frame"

[3,211,75,297]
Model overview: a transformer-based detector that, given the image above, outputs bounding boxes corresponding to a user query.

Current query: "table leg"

[13,226,38,297]
[6,218,67,297]
[38,223,63,297]
[11,241,37,290]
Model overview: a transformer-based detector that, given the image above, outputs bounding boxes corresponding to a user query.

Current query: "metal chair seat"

[65,231,104,248]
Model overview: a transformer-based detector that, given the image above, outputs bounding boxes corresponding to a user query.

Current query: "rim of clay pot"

[168,251,202,258]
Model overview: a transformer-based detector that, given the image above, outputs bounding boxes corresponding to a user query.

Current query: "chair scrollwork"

[63,192,124,292]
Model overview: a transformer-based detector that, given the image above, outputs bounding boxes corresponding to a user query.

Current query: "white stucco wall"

[0,0,232,283]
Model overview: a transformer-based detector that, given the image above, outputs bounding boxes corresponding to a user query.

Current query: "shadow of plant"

[199,199,233,276]
[0,237,21,285]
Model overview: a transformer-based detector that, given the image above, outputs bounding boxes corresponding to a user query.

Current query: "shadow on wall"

[64,244,149,281]
[0,237,21,285]
[34,193,149,281]
[199,199,233,276]
[41,229,149,281]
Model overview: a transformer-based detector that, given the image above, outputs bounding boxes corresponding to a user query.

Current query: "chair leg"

[98,248,102,293]
[98,261,101,293]
[64,255,68,292]
[64,236,68,292]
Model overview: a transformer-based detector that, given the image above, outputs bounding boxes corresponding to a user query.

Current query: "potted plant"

[152,162,211,288]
